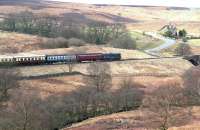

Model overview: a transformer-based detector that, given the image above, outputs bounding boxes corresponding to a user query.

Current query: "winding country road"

[144,32,176,56]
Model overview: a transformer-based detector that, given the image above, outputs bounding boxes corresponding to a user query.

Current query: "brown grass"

[0,31,46,54]
[62,106,200,130]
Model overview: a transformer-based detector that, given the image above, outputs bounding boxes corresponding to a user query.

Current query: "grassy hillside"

[63,107,200,130]
[0,1,200,33]
[0,31,46,54]
[130,31,163,50]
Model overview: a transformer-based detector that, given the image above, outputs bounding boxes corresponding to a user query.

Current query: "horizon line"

[47,0,200,8]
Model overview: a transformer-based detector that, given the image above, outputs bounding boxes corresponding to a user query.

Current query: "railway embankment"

[17,58,192,78]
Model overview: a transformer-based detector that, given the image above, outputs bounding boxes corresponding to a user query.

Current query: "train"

[0,53,121,66]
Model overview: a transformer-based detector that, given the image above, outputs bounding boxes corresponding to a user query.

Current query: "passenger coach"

[46,55,76,63]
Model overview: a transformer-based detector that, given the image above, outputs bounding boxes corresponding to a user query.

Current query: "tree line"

[0,11,137,49]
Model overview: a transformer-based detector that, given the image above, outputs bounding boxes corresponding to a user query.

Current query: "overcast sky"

[48,0,200,8]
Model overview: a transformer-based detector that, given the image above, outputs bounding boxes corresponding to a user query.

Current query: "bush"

[68,38,86,47]
[182,37,188,42]
[175,43,192,56]
[183,66,200,105]
[110,33,136,49]
[179,29,187,38]
[40,37,69,49]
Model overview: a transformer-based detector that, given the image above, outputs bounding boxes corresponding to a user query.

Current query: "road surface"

[145,32,176,56]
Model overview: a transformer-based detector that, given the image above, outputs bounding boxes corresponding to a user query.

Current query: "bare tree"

[68,62,75,73]
[0,68,20,101]
[110,23,126,39]
[86,62,112,92]
[86,21,110,44]
[6,91,51,130]
[183,66,200,105]
[143,82,189,130]
[113,78,144,111]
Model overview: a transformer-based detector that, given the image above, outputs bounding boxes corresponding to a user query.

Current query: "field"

[131,31,163,50]
[188,39,200,46]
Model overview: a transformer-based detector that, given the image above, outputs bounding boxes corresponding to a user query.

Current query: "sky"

[49,0,200,8]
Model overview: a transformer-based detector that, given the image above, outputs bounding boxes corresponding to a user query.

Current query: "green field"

[188,39,200,46]
[130,31,164,50]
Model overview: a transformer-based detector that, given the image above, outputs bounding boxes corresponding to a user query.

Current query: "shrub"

[183,66,200,105]
[68,38,86,47]
[179,29,187,38]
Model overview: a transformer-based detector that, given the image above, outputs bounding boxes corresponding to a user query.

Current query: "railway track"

[5,56,182,68]
[13,56,188,79]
